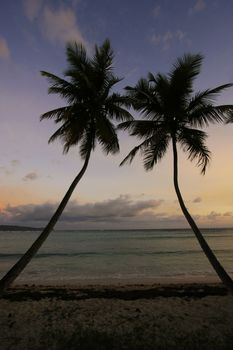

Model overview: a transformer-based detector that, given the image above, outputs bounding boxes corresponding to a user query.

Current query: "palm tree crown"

[41,39,132,158]
[119,54,233,173]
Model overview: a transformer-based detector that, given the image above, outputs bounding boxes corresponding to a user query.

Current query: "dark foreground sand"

[0,283,233,350]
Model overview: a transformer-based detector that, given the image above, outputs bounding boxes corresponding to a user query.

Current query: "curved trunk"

[172,137,233,292]
[0,153,91,293]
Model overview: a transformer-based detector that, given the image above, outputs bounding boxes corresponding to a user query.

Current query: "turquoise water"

[0,228,232,283]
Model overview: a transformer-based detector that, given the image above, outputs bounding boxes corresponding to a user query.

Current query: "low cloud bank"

[1,195,232,229]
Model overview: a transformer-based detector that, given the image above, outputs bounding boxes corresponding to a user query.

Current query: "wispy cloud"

[42,6,86,45]
[11,160,20,167]
[151,30,187,50]
[0,160,20,176]
[190,0,206,13]
[0,166,12,176]
[223,212,233,217]
[0,36,10,60]
[193,197,202,203]
[153,5,161,18]
[23,1,87,46]
[22,172,38,181]
[23,0,44,21]
[206,211,221,220]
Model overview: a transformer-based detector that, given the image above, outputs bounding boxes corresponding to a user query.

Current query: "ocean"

[0,228,232,284]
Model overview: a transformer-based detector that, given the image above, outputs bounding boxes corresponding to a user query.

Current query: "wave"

[0,249,233,259]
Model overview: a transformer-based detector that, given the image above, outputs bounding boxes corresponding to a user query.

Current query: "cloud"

[11,160,20,167]
[193,197,202,203]
[23,1,87,46]
[23,0,44,21]
[194,211,233,222]
[0,196,164,228]
[153,5,161,18]
[0,160,19,176]
[206,211,221,220]
[151,30,187,50]
[223,212,233,217]
[42,6,86,45]
[0,36,10,59]
[0,166,12,176]
[190,0,206,13]
[1,195,233,229]
[22,172,38,181]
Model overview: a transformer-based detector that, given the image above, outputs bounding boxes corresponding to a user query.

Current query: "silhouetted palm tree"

[0,39,132,293]
[119,53,233,291]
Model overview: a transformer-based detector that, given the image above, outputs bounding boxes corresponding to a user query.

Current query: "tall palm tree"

[0,39,132,293]
[118,53,233,291]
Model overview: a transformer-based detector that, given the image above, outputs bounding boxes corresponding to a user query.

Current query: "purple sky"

[0,0,233,229]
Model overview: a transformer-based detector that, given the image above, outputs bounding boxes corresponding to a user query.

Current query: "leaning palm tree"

[119,53,233,291]
[0,39,132,293]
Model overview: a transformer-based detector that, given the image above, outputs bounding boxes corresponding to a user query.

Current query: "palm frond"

[170,53,203,92]
[189,105,233,127]
[47,108,90,154]
[105,93,133,121]
[168,54,203,112]
[41,71,71,90]
[147,72,156,83]
[119,145,142,166]
[41,71,77,103]
[65,41,89,72]
[178,127,210,174]
[119,136,156,166]
[62,119,88,154]
[188,84,233,113]
[150,73,170,112]
[125,79,152,106]
[225,114,233,124]
[117,120,135,131]
[118,120,162,139]
[96,116,119,154]
[102,76,123,93]
[40,106,72,123]
[64,42,94,92]
[120,130,169,171]
[143,134,169,171]
[48,121,72,144]
[107,105,133,121]
[92,39,114,73]
[125,78,163,118]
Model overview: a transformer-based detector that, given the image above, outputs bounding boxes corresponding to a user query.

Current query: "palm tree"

[0,39,132,293]
[118,53,233,291]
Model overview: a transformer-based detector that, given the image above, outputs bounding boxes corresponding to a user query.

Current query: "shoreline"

[2,280,229,302]
[12,274,221,287]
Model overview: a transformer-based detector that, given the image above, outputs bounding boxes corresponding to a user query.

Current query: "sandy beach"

[1,281,233,350]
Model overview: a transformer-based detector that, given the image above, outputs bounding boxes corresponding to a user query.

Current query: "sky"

[0,0,233,229]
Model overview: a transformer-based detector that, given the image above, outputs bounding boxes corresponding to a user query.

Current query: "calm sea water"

[0,228,232,283]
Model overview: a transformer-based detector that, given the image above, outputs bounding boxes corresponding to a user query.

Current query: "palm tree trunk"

[0,153,91,294]
[172,137,233,292]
